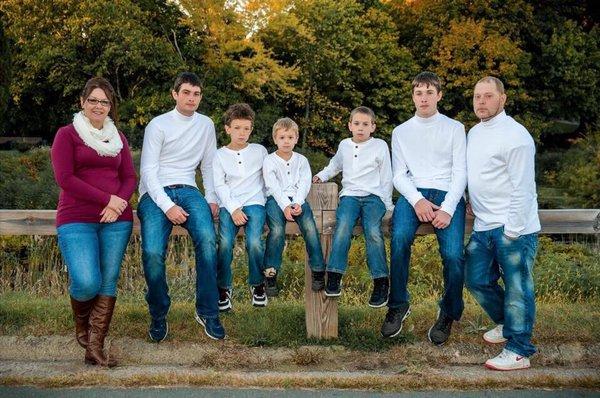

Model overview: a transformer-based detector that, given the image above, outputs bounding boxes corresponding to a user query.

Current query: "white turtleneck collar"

[414,111,441,125]
[480,110,507,128]
[173,107,196,122]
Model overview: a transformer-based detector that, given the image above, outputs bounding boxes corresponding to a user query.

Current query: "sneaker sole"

[252,297,268,307]
[368,298,389,308]
[484,362,530,371]
[381,307,411,338]
[483,335,507,344]
[194,313,224,341]
[148,322,169,343]
[218,301,232,312]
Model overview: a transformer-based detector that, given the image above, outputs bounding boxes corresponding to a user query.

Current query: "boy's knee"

[72,279,101,301]
[247,237,263,253]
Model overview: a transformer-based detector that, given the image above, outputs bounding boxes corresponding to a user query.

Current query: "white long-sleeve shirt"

[139,108,218,214]
[467,111,540,237]
[213,143,268,215]
[316,137,393,210]
[263,151,312,211]
[391,112,467,216]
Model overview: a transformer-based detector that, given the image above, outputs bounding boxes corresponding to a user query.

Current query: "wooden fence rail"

[1,182,599,339]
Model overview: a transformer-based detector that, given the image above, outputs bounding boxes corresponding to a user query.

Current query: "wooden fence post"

[305,182,338,339]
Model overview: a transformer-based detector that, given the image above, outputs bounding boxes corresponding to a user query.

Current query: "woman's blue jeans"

[264,196,325,273]
[465,227,538,357]
[217,204,266,288]
[326,194,388,279]
[57,221,132,301]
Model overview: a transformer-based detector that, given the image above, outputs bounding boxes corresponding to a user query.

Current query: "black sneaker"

[368,277,389,308]
[265,274,279,297]
[428,309,454,346]
[218,287,232,312]
[194,312,226,340]
[251,284,268,307]
[325,271,343,297]
[148,318,168,342]
[311,271,326,292]
[380,304,411,338]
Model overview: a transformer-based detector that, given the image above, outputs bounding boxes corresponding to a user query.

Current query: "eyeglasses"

[86,98,111,107]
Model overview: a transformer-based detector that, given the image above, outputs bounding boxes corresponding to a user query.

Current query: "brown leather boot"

[70,296,95,348]
[85,295,117,367]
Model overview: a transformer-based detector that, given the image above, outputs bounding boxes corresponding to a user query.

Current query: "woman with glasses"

[51,77,136,367]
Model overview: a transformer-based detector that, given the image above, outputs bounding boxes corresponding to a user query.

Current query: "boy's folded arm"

[439,125,467,217]
[294,157,313,206]
[391,132,423,207]
[263,158,292,211]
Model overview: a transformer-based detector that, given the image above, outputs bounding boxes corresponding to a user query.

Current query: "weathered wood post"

[305,182,338,339]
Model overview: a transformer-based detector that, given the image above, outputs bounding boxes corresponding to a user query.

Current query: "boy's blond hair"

[349,106,376,124]
[272,117,299,140]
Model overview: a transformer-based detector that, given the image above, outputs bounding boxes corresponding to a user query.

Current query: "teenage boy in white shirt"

[465,76,540,371]
[381,72,467,346]
[213,103,268,310]
[313,106,393,307]
[138,72,225,342]
[262,117,327,296]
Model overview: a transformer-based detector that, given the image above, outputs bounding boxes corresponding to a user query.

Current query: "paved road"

[0,388,598,397]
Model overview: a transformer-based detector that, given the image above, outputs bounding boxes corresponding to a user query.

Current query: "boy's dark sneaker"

[218,288,232,312]
[428,309,454,346]
[251,284,268,307]
[265,274,279,297]
[148,318,169,342]
[368,277,389,308]
[324,271,343,297]
[311,271,326,292]
[380,304,411,338]
[195,312,226,340]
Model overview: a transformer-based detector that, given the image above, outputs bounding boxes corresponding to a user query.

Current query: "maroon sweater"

[51,124,137,227]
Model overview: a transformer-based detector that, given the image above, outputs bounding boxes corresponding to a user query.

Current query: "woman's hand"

[107,194,128,215]
[100,206,120,223]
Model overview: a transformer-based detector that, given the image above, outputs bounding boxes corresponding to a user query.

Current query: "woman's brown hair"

[80,77,119,124]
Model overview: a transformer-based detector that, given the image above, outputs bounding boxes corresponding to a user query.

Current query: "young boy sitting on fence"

[213,103,268,310]
[313,106,394,307]
[262,117,327,297]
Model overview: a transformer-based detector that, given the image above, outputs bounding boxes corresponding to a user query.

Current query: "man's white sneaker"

[485,349,530,371]
[483,324,507,344]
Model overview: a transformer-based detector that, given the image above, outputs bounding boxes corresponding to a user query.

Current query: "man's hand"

[107,194,127,215]
[99,206,119,223]
[312,176,322,183]
[432,209,452,229]
[166,205,189,225]
[283,205,295,222]
[231,208,248,226]
[414,198,440,223]
[466,202,474,217]
[209,203,219,220]
[290,203,302,217]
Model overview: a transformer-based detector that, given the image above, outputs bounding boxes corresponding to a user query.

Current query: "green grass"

[1,292,598,350]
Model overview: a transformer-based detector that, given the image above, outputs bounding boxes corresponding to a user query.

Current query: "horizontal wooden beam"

[0,208,598,236]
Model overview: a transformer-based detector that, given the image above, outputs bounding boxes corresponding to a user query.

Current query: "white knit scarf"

[72,111,123,157]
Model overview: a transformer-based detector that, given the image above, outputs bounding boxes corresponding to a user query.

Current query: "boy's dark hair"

[173,72,202,93]
[349,106,376,123]
[412,71,442,93]
[223,103,255,126]
[81,77,119,124]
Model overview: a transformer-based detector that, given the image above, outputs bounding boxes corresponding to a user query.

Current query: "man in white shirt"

[313,106,393,308]
[465,76,540,371]
[138,72,225,342]
[381,72,467,346]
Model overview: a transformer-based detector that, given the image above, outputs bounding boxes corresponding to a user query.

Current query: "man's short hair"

[412,71,442,93]
[349,106,376,123]
[476,76,505,94]
[272,117,299,140]
[173,72,202,93]
[223,103,255,126]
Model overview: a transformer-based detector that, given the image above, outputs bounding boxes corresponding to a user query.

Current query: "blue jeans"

[465,227,538,357]
[217,204,266,288]
[264,196,325,273]
[388,189,466,320]
[138,186,219,320]
[327,195,388,278]
[57,221,132,301]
